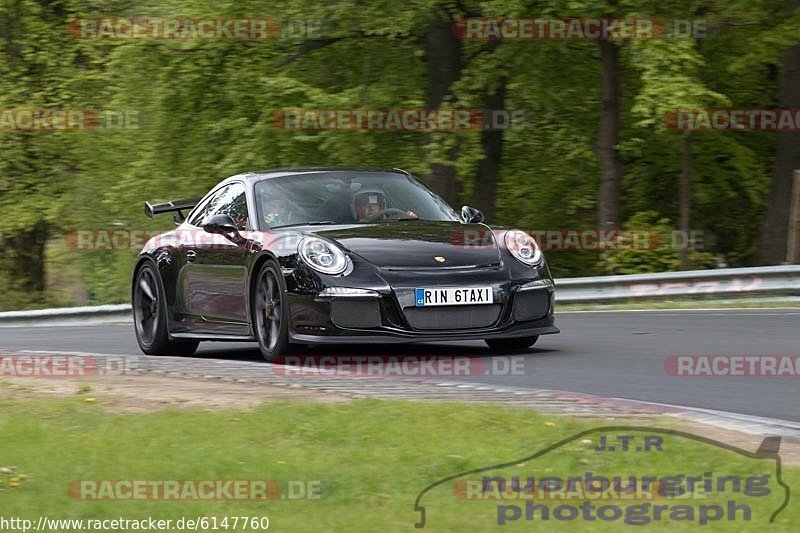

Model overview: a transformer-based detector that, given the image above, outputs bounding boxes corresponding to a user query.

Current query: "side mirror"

[202,214,240,235]
[460,205,484,224]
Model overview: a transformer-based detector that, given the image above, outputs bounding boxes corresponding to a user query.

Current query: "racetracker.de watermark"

[273,355,528,378]
[450,228,707,252]
[453,18,708,40]
[666,109,800,131]
[0,353,132,377]
[0,109,139,131]
[68,18,334,40]
[67,479,325,500]
[665,355,800,377]
[64,228,284,252]
[273,109,527,131]
[453,476,665,501]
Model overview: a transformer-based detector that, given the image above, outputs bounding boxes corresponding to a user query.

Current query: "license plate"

[414,287,493,307]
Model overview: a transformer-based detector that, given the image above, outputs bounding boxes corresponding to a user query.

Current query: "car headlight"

[298,236,349,275]
[504,230,542,266]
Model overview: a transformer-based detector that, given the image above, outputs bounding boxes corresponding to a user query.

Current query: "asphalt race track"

[1,309,797,422]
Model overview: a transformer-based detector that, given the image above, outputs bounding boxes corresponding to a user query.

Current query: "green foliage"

[603,210,717,274]
[0,0,796,309]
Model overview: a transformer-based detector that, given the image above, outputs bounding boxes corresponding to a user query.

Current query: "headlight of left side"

[298,236,349,275]
[504,229,542,266]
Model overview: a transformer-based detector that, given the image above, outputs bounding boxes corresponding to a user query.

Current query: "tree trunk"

[596,38,623,230]
[679,132,691,269]
[423,10,462,205]
[472,76,508,223]
[3,219,48,296]
[758,7,800,264]
[787,171,800,262]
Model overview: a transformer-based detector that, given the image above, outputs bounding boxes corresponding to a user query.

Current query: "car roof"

[225,168,410,183]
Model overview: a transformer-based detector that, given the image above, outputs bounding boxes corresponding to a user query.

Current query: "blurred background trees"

[1,0,798,310]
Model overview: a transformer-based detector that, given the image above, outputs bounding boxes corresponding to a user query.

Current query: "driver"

[262,195,293,227]
[352,190,387,221]
[352,190,420,221]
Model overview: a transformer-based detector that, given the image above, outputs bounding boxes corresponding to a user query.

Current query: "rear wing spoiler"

[144,199,199,223]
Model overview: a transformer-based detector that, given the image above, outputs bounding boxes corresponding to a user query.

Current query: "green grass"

[0,397,797,531]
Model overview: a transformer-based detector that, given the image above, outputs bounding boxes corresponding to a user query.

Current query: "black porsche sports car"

[132,168,558,361]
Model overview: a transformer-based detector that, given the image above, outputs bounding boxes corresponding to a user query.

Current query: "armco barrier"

[555,265,800,303]
[0,304,131,328]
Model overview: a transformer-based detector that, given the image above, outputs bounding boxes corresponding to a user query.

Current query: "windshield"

[255,171,459,229]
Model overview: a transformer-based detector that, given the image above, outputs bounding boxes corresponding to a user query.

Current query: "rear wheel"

[485,336,539,352]
[133,263,199,356]
[253,261,294,362]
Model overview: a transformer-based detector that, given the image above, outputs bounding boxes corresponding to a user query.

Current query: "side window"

[215,183,249,230]
[187,185,231,227]
[187,183,249,230]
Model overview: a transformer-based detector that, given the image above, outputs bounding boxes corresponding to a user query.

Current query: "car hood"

[307,221,500,269]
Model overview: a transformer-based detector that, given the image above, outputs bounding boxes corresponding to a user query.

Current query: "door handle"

[186,250,197,263]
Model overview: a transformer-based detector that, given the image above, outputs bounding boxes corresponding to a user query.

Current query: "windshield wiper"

[271,221,338,229]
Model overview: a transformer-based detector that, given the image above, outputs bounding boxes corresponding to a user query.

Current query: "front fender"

[132,245,183,332]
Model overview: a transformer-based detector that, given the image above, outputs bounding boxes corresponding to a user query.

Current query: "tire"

[485,336,539,352]
[253,261,295,362]
[133,263,199,356]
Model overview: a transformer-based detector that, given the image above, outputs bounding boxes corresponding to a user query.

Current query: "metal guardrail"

[0,304,131,328]
[555,265,800,303]
[0,265,798,327]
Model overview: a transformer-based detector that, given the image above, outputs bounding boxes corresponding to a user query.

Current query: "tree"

[597,36,624,229]
[758,0,800,264]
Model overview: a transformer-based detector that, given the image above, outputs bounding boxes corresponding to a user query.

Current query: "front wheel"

[133,263,199,356]
[253,261,294,362]
[485,336,539,352]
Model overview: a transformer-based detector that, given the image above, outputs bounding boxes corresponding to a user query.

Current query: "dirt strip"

[0,373,348,413]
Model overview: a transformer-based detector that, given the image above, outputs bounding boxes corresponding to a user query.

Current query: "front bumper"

[290,322,559,344]
[285,272,559,345]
